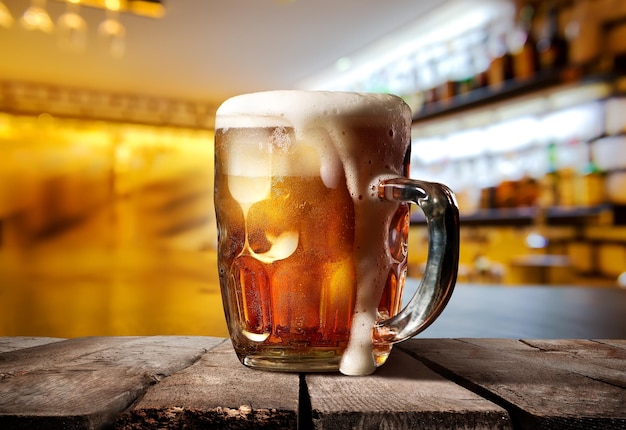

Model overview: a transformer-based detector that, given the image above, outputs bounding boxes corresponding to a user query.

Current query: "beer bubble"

[270,126,291,151]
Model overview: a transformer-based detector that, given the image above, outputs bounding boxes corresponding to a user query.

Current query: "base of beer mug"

[235,345,394,373]
[241,355,341,373]
[237,347,343,372]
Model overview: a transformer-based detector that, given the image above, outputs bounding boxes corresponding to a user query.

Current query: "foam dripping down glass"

[214,91,459,376]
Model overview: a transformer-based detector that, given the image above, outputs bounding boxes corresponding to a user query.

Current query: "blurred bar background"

[1,0,625,338]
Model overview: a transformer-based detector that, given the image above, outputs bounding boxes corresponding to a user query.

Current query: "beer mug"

[214,91,459,376]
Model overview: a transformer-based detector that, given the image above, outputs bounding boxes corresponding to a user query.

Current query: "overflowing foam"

[216,90,407,130]
[216,90,412,375]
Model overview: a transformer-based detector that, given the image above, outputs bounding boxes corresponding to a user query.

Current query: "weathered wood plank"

[0,336,224,430]
[400,338,626,430]
[593,339,626,350]
[0,337,65,353]
[450,338,625,387]
[305,348,512,430]
[0,336,145,371]
[518,339,626,387]
[455,338,626,393]
[115,340,299,430]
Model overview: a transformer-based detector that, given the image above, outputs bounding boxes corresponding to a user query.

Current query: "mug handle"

[374,177,460,344]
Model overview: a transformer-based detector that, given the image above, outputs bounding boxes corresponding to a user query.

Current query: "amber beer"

[214,91,459,376]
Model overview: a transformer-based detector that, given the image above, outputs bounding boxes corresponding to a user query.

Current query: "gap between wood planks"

[398,340,531,430]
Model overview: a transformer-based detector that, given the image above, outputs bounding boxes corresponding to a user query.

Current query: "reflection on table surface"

[405,281,626,339]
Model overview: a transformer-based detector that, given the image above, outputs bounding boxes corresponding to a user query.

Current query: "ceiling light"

[54,0,165,19]
[16,1,165,57]
[21,0,54,32]
[0,1,14,28]
[57,0,88,51]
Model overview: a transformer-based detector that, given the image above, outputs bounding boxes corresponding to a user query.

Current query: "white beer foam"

[216,90,408,130]
[225,131,324,181]
[217,90,411,376]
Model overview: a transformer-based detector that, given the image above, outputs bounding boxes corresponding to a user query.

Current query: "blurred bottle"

[556,139,582,207]
[552,137,593,208]
[576,141,606,207]
[511,3,539,81]
[478,154,498,210]
[517,147,540,207]
[536,1,569,73]
[436,42,457,105]
[471,28,491,91]
[421,48,439,107]
[453,35,475,97]
[487,25,514,90]
[494,151,524,209]
[538,141,559,207]
[606,18,626,72]
[564,0,601,74]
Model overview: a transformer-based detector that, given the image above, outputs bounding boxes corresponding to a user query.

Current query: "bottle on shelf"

[536,1,569,73]
[492,148,527,209]
[452,35,475,97]
[576,140,606,207]
[436,42,457,105]
[470,28,491,91]
[420,48,439,106]
[478,153,498,210]
[538,141,560,208]
[487,24,515,91]
[606,18,626,72]
[510,3,539,82]
[556,138,587,207]
[564,0,601,75]
[517,146,541,208]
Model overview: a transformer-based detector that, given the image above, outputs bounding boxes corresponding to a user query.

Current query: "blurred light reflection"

[0,113,223,337]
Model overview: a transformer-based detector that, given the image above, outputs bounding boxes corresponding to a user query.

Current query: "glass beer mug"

[214,91,459,376]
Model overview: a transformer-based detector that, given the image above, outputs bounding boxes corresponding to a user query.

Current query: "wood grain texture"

[305,348,512,430]
[0,337,65,353]
[400,338,626,430]
[115,340,299,430]
[1,337,624,429]
[518,339,626,388]
[594,339,626,350]
[0,336,223,430]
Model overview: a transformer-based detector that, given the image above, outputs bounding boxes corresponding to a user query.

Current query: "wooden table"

[0,336,624,429]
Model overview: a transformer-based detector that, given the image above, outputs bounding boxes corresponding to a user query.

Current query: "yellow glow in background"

[0,112,227,338]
